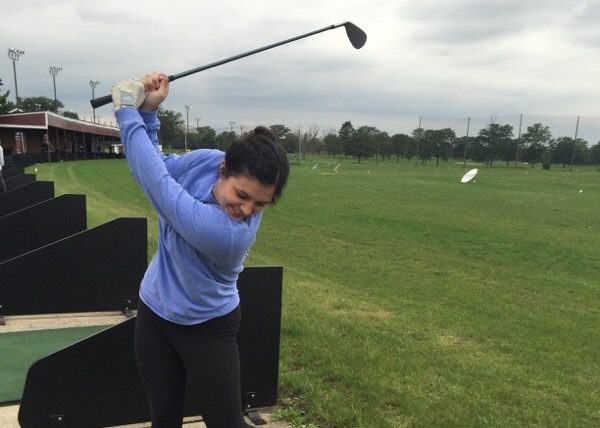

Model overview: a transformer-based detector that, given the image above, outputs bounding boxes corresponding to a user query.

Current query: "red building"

[0,111,121,164]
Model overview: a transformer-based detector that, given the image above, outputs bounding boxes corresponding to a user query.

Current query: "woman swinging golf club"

[112,72,289,428]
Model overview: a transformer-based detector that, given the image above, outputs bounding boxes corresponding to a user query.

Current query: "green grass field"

[24,157,600,427]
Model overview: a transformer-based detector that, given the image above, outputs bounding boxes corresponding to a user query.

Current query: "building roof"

[0,111,119,138]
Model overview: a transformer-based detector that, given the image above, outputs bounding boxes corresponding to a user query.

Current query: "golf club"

[90,21,367,109]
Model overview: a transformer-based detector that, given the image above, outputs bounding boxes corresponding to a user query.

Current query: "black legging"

[135,300,249,428]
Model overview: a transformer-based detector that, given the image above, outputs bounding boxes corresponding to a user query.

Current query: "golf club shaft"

[90,23,350,109]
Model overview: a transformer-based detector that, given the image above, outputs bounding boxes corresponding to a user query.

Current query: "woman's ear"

[218,160,226,177]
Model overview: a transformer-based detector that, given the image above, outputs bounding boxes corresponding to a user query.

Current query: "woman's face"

[213,167,275,221]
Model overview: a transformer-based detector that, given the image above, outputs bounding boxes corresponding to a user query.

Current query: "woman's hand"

[139,72,170,112]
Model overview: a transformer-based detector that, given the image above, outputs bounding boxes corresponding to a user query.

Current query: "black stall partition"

[18,266,283,428]
[5,173,36,191]
[0,217,147,316]
[2,166,24,179]
[0,194,87,263]
[0,181,54,217]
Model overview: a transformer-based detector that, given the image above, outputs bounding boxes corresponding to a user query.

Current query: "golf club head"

[344,22,367,49]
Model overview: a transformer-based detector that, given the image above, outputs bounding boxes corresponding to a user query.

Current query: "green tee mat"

[0,325,110,403]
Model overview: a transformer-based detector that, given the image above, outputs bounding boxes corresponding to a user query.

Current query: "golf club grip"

[90,94,113,109]
[90,75,176,109]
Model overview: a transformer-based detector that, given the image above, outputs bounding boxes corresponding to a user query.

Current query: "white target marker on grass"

[460,168,478,183]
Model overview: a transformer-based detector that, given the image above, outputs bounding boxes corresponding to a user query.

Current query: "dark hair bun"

[252,126,277,142]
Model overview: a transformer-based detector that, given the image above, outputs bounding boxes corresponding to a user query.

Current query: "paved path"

[0,312,128,333]
[0,404,291,427]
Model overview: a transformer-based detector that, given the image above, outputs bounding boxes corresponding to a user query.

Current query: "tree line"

[319,121,600,168]
[155,111,600,167]
[0,78,70,116]
[2,80,600,166]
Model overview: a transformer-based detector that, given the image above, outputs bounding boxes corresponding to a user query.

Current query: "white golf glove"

[111,79,146,110]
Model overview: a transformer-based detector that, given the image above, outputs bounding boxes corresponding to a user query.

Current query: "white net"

[417,114,600,145]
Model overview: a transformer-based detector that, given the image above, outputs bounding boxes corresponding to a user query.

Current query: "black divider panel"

[4,153,46,169]
[236,266,283,412]
[19,319,147,428]
[0,217,147,316]
[5,173,36,191]
[18,267,283,428]
[2,166,24,179]
[0,181,54,217]
[0,194,87,263]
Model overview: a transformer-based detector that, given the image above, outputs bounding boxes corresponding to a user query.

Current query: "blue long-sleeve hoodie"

[115,108,262,325]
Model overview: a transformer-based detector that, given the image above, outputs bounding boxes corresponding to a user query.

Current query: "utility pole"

[184,104,192,151]
[415,116,422,165]
[463,117,470,169]
[515,113,523,167]
[570,116,580,171]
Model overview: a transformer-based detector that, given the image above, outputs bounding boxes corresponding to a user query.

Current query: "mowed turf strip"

[23,158,600,427]
[0,325,110,403]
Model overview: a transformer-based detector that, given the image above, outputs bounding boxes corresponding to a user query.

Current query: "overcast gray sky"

[2,0,600,139]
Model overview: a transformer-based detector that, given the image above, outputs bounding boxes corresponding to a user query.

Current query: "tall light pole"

[49,66,62,103]
[228,121,236,133]
[7,48,25,108]
[89,80,100,122]
[195,116,202,130]
[184,104,192,152]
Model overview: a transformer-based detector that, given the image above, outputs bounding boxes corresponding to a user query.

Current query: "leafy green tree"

[411,127,425,162]
[498,136,517,166]
[453,136,478,162]
[351,126,381,163]
[376,132,391,161]
[323,132,341,158]
[339,121,356,157]
[390,133,412,161]
[430,128,456,166]
[521,123,553,168]
[551,137,590,167]
[478,123,513,167]
[63,110,79,119]
[157,107,184,148]
[194,126,217,149]
[551,137,574,167]
[418,129,436,164]
[573,139,589,165]
[590,143,600,168]
[416,128,454,165]
[216,131,236,151]
[279,133,297,154]
[269,124,291,141]
[467,138,486,163]
[19,96,63,112]
[0,78,14,113]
